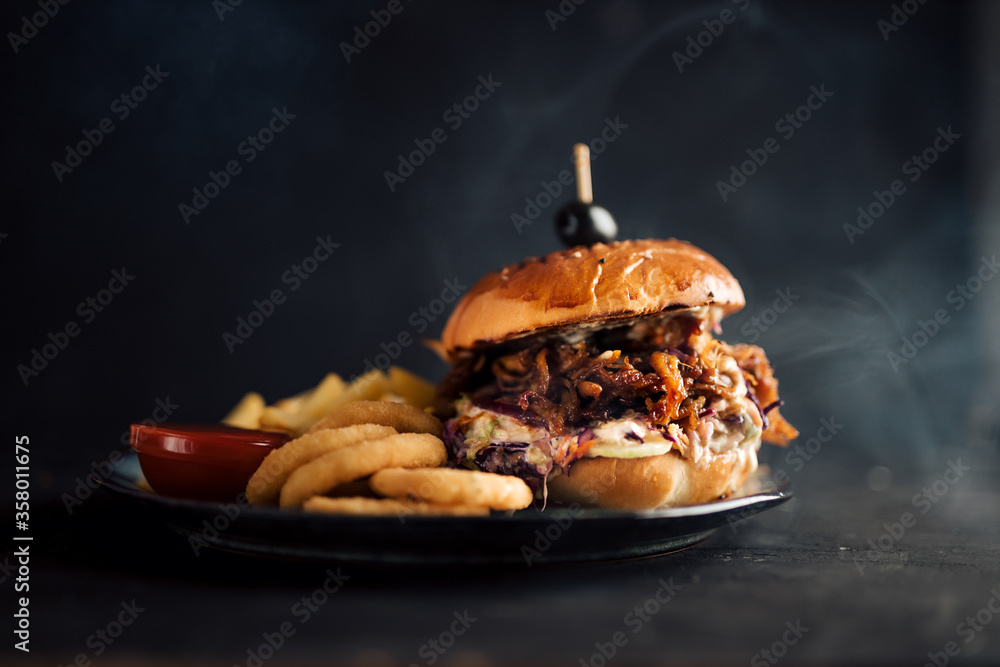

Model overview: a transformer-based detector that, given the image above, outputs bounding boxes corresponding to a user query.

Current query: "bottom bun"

[547,447,758,510]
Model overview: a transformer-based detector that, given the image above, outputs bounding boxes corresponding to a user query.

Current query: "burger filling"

[436,310,798,495]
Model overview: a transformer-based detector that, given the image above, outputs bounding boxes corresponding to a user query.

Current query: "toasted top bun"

[442,239,745,354]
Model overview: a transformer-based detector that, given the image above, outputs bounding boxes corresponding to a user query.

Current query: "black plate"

[95,452,791,565]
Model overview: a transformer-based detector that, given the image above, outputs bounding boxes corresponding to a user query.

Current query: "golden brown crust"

[247,424,397,506]
[369,467,533,510]
[441,239,745,354]
[279,433,447,509]
[306,400,443,438]
[547,447,758,510]
[302,496,489,517]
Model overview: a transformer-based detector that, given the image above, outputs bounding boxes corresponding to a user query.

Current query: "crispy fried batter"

[247,424,397,506]
[279,433,447,508]
[307,400,443,437]
[369,467,533,510]
[302,496,489,517]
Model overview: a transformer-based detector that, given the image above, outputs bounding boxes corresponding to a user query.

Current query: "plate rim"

[94,450,793,523]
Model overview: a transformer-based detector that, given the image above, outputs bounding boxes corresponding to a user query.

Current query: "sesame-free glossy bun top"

[441,238,745,354]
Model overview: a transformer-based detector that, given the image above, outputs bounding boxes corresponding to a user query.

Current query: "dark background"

[2,0,999,665]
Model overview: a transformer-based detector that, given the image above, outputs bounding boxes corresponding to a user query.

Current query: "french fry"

[330,369,389,410]
[223,367,434,437]
[296,373,347,420]
[387,366,436,409]
[274,389,311,413]
[289,370,391,435]
[222,392,266,429]
[258,405,302,433]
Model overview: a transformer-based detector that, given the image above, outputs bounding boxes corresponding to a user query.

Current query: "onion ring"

[246,424,396,506]
[307,400,443,437]
[303,496,488,517]
[279,432,447,508]
[369,467,533,510]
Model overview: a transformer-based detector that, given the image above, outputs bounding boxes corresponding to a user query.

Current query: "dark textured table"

[8,448,999,667]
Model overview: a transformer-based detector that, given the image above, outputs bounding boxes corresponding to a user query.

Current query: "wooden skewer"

[573,143,593,204]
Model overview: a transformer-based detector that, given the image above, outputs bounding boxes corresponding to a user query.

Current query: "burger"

[434,238,798,510]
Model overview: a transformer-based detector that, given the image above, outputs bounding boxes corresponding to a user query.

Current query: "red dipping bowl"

[129,423,291,502]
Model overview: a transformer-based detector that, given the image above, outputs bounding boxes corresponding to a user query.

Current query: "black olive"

[555,201,618,247]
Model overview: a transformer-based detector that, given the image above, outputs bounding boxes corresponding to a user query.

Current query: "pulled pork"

[436,312,797,446]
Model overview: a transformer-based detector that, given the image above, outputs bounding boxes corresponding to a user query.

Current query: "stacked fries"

[222,366,435,436]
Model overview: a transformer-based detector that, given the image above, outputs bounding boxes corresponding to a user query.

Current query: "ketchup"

[129,423,290,502]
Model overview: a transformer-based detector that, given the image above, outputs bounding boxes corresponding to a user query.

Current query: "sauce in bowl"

[129,423,290,501]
